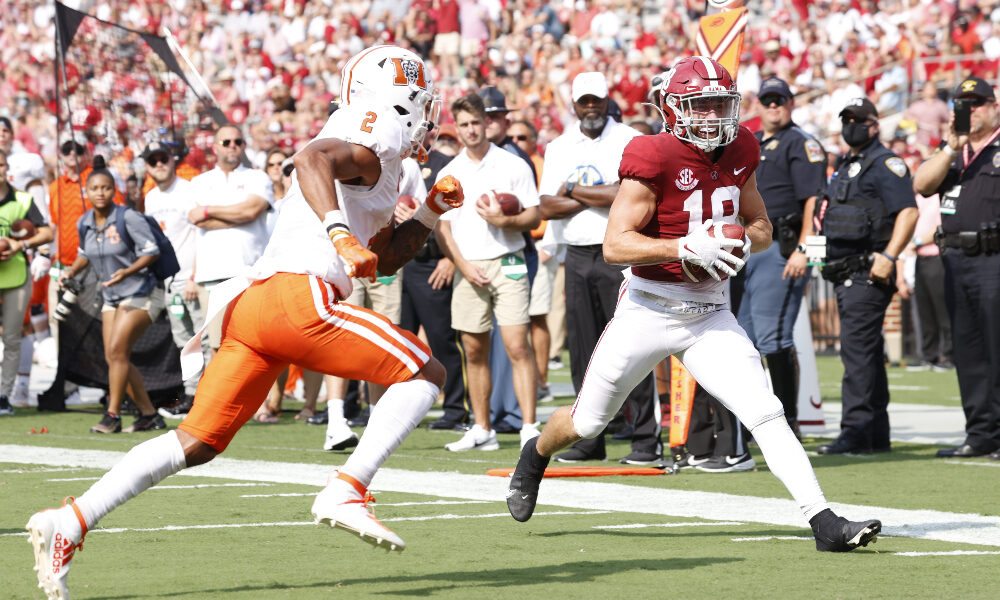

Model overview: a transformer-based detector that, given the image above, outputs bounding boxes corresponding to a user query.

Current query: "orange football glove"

[427,175,465,214]
[333,233,378,282]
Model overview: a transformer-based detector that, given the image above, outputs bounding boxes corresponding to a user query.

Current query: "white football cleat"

[445,424,499,451]
[26,497,88,600]
[11,375,31,407]
[312,473,405,552]
[323,419,359,451]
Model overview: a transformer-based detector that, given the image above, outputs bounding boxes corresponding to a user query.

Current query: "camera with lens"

[54,278,84,322]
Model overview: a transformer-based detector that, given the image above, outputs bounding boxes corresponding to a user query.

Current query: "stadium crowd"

[0,0,998,456]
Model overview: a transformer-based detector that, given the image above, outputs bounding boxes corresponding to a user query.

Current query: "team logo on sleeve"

[804,139,824,163]
[993,153,1000,168]
[675,168,699,191]
[390,57,427,89]
[885,157,907,177]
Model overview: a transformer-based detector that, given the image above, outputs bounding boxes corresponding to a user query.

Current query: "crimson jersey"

[619,126,760,283]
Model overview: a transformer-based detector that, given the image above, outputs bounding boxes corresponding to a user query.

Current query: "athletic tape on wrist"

[412,201,442,230]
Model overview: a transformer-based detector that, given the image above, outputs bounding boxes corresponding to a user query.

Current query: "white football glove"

[677,219,744,281]
[30,254,51,282]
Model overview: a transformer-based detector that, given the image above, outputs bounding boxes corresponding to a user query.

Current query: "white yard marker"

[596,521,744,530]
[731,536,812,542]
[894,550,1000,557]
[5,444,1000,547]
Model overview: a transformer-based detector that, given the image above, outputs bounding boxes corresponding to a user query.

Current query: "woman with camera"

[59,156,166,433]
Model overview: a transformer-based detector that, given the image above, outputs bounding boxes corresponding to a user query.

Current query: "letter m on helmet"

[390,57,427,89]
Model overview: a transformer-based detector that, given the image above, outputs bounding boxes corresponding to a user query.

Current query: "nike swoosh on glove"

[333,234,379,282]
[427,175,465,214]
[677,219,744,281]
[30,254,51,282]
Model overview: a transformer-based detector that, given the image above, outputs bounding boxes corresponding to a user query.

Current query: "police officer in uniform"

[816,98,917,455]
[735,77,828,437]
[914,78,1000,459]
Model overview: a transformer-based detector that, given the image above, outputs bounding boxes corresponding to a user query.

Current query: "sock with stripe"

[340,378,438,487]
[75,430,188,527]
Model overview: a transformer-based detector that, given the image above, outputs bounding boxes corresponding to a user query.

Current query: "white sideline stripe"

[732,536,812,542]
[46,477,100,482]
[0,510,606,538]
[1,467,83,474]
[946,461,1000,469]
[152,483,274,490]
[595,521,744,530]
[4,444,1000,547]
[894,550,1000,557]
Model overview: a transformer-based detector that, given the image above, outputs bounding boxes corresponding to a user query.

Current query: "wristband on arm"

[323,209,351,241]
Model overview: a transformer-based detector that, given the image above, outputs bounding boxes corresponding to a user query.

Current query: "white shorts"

[569,284,783,439]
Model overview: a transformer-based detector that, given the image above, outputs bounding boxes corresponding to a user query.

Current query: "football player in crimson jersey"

[27,46,465,599]
[509,57,882,553]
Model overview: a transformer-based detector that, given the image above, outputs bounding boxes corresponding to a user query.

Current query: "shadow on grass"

[91,557,742,599]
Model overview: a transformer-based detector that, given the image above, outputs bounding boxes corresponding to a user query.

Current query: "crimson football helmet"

[651,56,741,152]
[339,45,441,162]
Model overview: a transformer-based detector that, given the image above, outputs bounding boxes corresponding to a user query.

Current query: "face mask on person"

[842,121,874,147]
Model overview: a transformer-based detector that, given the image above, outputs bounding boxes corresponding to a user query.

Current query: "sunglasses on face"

[60,143,85,156]
[266,161,284,168]
[760,96,788,107]
[512,134,532,142]
[219,138,245,147]
[962,96,990,108]
[841,116,874,125]
[146,155,171,167]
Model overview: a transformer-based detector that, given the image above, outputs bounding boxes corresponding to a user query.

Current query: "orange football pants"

[179,273,431,452]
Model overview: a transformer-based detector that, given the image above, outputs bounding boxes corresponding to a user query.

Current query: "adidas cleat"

[26,497,88,600]
[312,472,405,552]
[811,508,881,552]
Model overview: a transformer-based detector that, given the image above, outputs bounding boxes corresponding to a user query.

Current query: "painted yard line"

[595,521,744,530]
[888,385,928,391]
[46,477,100,482]
[4,444,1000,547]
[894,550,1000,557]
[151,483,274,490]
[945,461,1000,469]
[732,536,812,542]
[0,510,606,537]
[1,467,85,474]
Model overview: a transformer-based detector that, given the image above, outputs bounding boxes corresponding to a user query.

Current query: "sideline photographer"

[814,98,917,456]
[914,77,1000,460]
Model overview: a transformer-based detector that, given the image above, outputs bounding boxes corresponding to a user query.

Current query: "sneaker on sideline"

[810,508,881,552]
[905,360,932,371]
[123,413,167,433]
[26,497,88,600]
[158,396,193,420]
[695,453,756,473]
[324,419,359,451]
[311,473,404,551]
[537,385,554,403]
[0,394,13,416]
[90,413,121,434]
[619,450,663,466]
[64,390,85,406]
[932,360,955,372]
[547,358,564,371]
[306,409,329,425]
[672,453,712,469]
[520,422,540,449]
[554,446,606,463]
[11,376,31,407]
[445,424,499,451]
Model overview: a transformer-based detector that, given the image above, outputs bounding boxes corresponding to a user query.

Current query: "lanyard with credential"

[960,125,1000,175]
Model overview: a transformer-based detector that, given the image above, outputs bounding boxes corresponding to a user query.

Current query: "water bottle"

[169,293,185,319]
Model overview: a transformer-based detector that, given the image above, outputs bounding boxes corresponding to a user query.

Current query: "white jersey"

[144,177,198,283]
[250,103,408,294]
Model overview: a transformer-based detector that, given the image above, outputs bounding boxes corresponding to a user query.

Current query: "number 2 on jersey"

[682,186,738,233]
[360,111,377,133]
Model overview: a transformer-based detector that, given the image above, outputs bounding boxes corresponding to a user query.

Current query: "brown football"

[478,192,523,216]
[10,219,36,240]
[681,223,746,283]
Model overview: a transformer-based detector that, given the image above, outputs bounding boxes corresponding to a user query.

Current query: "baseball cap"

[758,77,793,100]
[764,39,781,52]
[572,72,609,102]
[954,77,996,100]
[437,123,459,141]
[58,131,88,153]
[141,141,171,161]
[839,97,878,121]
[477,87,510,114]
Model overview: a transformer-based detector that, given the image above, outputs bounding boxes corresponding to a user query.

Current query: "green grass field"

[3,356,998,599]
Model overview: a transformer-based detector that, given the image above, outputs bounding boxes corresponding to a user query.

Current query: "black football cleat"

[507,438,549,522]
[810,509,882,552]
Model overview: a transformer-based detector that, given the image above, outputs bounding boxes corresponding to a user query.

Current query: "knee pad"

[571,410,606,440]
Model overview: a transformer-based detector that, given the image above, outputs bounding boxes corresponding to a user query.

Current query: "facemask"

[842,121,873,147]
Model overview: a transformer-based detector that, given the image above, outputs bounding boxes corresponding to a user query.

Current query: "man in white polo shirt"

[539,71,661,465]
[142,141,201,418]
[188,125,273,356]
[436,93,541,452]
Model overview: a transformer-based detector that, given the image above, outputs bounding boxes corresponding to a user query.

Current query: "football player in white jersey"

[26,46,465,600]
[507,57,882,553]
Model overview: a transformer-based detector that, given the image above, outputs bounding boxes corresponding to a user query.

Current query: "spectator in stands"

[904,81,951,151]
[435,93,541,452]
[61,156,166,434]
[188,125,273,358]
[0,150,53,416]
[142,142,200,420]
